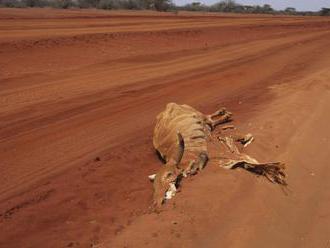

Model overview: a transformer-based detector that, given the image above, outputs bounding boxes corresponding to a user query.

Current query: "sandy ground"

[0,8,330,248]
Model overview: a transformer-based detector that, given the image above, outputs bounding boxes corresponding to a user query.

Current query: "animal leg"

[208,108,227,118]
[182,152,209,177]
[232,133,254,147]
[206,108,232,130]
[207,113,232,130]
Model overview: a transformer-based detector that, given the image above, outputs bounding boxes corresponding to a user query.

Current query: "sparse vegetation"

[0,0,329,15]
[320,8,330,16]
[284,7,296,14]
[174,0,328,15]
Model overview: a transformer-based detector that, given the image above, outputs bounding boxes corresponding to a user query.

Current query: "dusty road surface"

[1,8,330,248]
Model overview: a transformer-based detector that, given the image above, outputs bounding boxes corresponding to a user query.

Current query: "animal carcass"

[150,103,286,208]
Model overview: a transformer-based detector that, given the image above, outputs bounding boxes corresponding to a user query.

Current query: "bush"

[210,0,237,12]
[154,0,171,11]
[77,0,100,8]
[122,0,143,10]
[0,0,22,7]
[320,8,330,16]
[182,2,208,12]
[97,0,151,10]
[50,0,76,8]
[98,0,121,9]
[22,0,48,7]
[0,0,48,7]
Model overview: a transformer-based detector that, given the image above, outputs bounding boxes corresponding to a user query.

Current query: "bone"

[221,124,235,130]
[165,183,177,200]
[243,136,254,147]
[148,174,156,181]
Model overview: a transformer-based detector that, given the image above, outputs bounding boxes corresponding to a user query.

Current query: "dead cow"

[149,103,286,208]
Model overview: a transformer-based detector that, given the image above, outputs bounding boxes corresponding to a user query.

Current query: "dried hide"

[217,135,286,185]
[150,103,286,208]
[153,103,210,176]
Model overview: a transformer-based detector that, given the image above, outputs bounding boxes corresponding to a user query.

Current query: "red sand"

[0,8,330,247]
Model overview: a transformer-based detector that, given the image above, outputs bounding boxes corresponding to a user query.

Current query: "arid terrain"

[1,8,330,248]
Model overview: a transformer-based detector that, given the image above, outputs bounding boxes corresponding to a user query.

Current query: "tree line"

[177,0,330,16]
[0,0,171,10]
[0,0,329,15]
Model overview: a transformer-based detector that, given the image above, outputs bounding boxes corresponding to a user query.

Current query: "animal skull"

[149,132,184,208]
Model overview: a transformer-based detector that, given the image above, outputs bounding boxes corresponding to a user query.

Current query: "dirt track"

[1,8,330,248]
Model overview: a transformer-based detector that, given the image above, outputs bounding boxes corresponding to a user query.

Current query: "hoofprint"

[149,103,286,208]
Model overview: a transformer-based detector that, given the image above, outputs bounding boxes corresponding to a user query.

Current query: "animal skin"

[150,103,286,208]
[150,103,232,207]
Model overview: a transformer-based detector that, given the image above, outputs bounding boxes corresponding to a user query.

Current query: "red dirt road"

[1,8,330,248]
